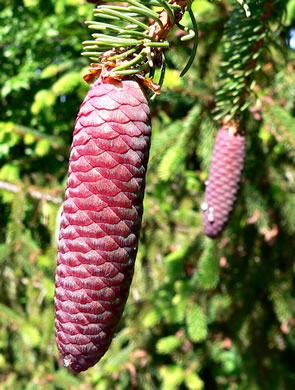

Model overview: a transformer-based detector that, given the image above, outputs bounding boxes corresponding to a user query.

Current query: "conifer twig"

[82,0,198,90]
[213,0,287,128]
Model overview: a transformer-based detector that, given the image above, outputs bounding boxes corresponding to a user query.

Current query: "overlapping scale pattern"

[55,77,151,372]
[202,128,246,238]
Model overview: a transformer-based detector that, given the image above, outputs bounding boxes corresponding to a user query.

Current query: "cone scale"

[54,77,151,372]
[202,128,246,238]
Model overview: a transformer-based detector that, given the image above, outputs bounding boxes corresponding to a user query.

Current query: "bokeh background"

[1,0,295,388]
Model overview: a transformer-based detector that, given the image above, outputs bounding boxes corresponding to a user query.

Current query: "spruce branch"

[213,0,287,128]
[82,0,258,91]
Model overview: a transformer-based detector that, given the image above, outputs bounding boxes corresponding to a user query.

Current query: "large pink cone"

[54,77,151,372]
[202,128,246,238]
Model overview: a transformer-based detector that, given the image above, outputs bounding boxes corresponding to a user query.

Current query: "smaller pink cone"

[202,128,246,238]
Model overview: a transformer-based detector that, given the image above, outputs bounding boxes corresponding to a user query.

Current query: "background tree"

[1,0,295,388]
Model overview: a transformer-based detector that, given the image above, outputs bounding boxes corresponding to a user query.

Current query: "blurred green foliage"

[1,0,295,388]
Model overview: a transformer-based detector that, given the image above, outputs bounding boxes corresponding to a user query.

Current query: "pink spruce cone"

[54,77,151,372]
[202,128,246,238]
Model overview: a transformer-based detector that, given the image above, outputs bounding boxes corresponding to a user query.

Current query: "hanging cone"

[202,128,246,238]
[54,76,151,372]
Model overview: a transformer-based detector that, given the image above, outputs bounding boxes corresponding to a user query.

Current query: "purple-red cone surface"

[202,128,246,238]
[55,77,151,372]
